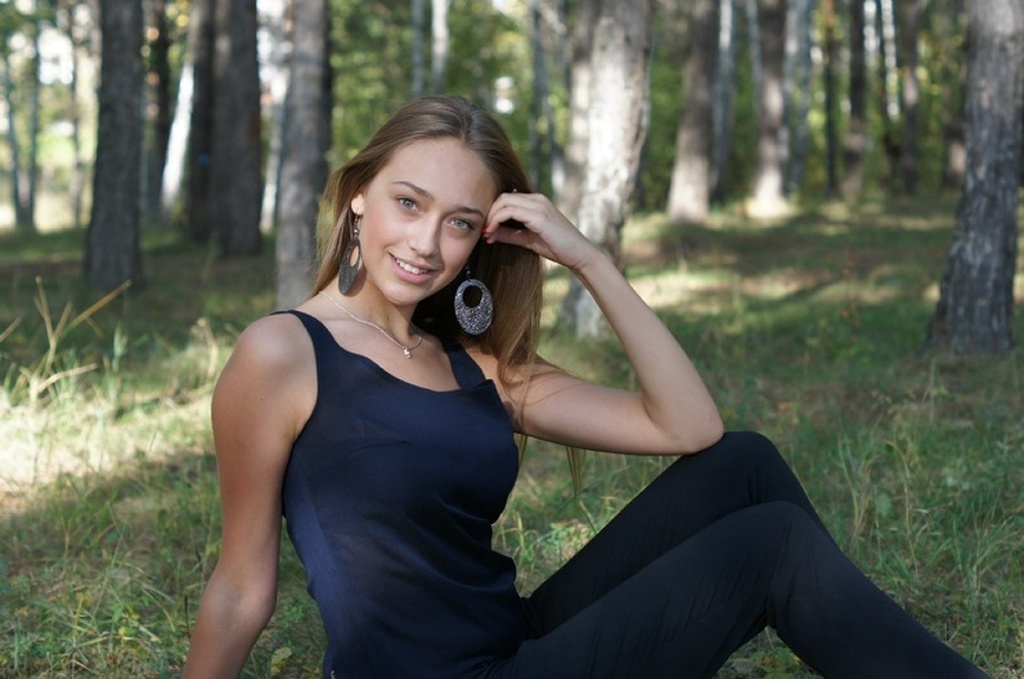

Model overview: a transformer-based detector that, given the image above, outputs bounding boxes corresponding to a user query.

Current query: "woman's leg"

[524,430,828,632]
[478,502,985,679]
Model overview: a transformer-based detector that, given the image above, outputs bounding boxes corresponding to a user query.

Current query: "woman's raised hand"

[483,192,599,272]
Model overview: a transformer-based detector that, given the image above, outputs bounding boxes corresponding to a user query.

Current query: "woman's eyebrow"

[391,180,486,218]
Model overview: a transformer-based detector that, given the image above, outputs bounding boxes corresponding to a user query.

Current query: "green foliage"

[1,198,1021,673]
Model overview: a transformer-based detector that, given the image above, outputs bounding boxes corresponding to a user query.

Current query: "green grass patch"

[1,197,1021,677]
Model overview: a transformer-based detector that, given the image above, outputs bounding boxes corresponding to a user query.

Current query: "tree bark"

[710,0,737,204]
[560,0,652,337]
[411,0,425,97]
[209,0,263,256]
[783,0,812,193]
[926,0,1022,355]
[184,0,215,242]
[274,0,331,310]
[430,0,449,94]
[84,0,143,290]
[556,0,597,220]
[842,0,867,199]
[822,0,839,195]
[747,0,789,217]
[899,0,921,195]
[144,0,172,226]
[666,0,719,223]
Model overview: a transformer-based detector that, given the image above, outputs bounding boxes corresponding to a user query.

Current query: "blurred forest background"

[0,0,1022,676]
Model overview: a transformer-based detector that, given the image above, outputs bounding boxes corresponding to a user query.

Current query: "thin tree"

[926,0,1022,354]
[899,0,921,195]
[144,0,172,226]
[430,0,449,94]
[560,0,652,337]
[184,0,215,242]
[842,0,867,198]
[666,0,719,223]
[710,0,737,204]
[747,0,789,216]
[411,0,425,97]
[556,0,597,220]
[208,0,263,256]
[274,0,331,310]
[84,0,143,290]
[821,0,839,195]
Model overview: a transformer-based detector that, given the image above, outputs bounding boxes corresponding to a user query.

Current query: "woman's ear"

[350,192,365,217]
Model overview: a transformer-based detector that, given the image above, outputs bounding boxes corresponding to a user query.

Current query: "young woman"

[184,96,986,678]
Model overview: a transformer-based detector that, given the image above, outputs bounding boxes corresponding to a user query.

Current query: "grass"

[1,195,1022,677]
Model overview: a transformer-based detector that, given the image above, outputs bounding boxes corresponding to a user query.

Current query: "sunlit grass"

[1,196,1022,676]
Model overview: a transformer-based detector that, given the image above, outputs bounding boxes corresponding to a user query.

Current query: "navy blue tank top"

[279,310,527,678]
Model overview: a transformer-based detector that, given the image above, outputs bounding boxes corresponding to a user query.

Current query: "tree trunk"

[209,0,263,256]
[822,0,839,196]
[430,0,449,94]
[556,0,597,220]
[560,0,652,337]
[747,0,789,217]
[259,0,289,232]
[528,0,555,194]
[784,0,812,193]
[710,0,737,204]
[926,0,1022,355]
[666,0,719,223]
[842,0,867,199]
[411,0,425,97]
[876,0,900,187]
[84,0,143,290]
[899,0,921,195]
[144,0,172,226]
[25,15,41,232]
[274,0,331,310]
[0,50,29,231]
[184,0,215,242]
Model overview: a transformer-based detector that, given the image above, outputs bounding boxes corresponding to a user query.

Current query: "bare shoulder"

[214,313,317,438]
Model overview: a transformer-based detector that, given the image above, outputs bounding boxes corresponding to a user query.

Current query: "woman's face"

[350,137,497,311]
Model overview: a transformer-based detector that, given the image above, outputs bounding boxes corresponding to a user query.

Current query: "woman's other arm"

[184,316,315,677]
[482,193,723,456]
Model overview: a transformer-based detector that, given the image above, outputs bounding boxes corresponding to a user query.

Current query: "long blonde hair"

[313,96,544,415]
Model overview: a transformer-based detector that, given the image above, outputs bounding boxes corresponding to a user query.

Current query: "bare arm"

[482,193,723,455]
[184,315,315,677]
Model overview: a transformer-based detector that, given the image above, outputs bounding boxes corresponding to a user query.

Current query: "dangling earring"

[454,267,493,335]
[337,217,362,294]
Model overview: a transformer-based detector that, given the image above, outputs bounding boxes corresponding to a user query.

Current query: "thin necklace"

[319,290,423,359]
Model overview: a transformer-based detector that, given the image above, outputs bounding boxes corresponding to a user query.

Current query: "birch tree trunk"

[926,0,1022,354]
[747,0,789,217]
[556,0,597,220]
[666,0,719,223]
[274,0,331,310]
[259,0,289,233]
[84,0,143,290]
[430,0,449,94]
[560,0,652,337]
[711,0,736,204]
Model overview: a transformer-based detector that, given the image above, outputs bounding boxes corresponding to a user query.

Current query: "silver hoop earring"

[454,269,493,335]
[337,218,362,294]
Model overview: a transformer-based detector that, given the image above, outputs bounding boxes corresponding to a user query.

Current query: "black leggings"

[470,432,986,679]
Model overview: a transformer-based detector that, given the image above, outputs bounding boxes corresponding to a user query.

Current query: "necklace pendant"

[403,347,412,358]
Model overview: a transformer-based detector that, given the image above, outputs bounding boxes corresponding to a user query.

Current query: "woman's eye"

[398,197,417,210]
[451,218,474,231]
